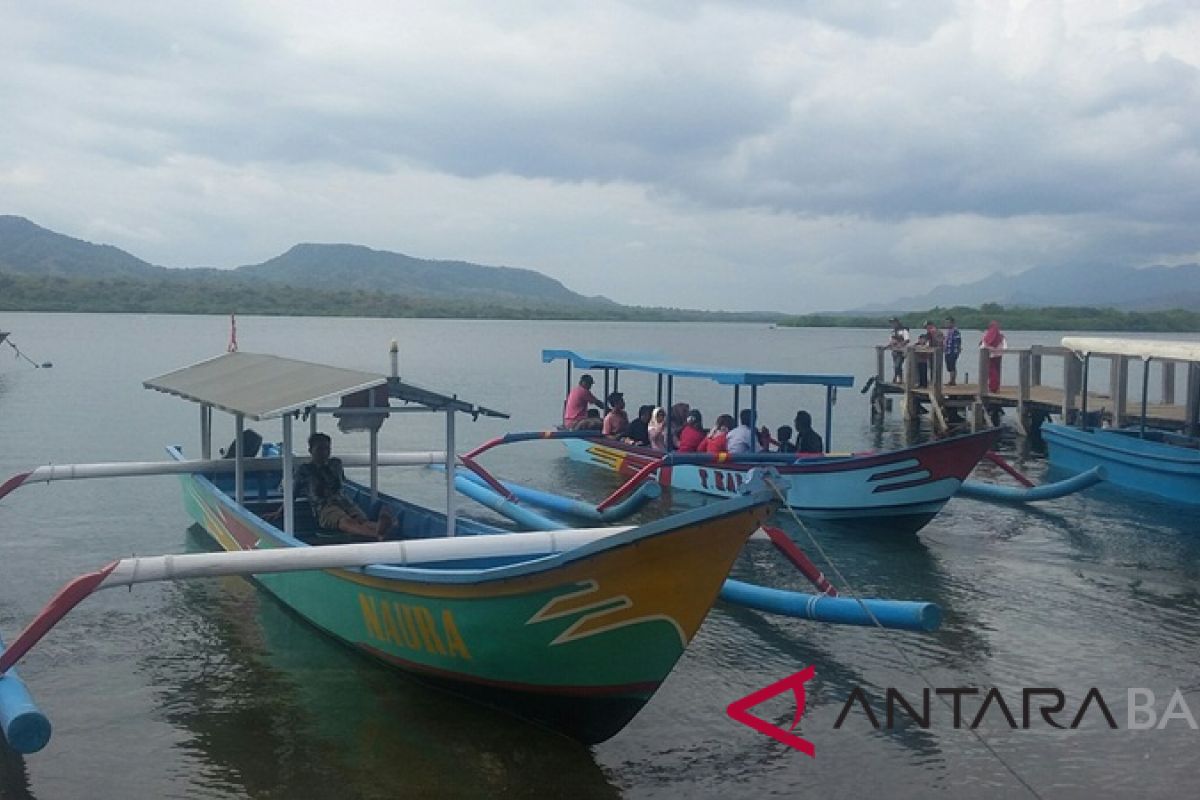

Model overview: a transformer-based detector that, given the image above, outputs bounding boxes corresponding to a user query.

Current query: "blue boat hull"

[561,431,998,534]
[1042,424,1200,505]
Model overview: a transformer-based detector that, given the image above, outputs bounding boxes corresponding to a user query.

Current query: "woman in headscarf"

[980,320,1007,392]
[647,406,668,451]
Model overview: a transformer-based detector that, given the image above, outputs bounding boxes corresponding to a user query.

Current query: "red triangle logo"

[727,666,816,757]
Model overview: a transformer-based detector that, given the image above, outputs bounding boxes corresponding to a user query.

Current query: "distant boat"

[523,349,998,534]
[1042,337,1200,505]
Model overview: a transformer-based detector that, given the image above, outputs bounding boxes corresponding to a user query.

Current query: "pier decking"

[873,344,1200,436]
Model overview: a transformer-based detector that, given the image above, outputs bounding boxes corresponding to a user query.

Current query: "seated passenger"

[626,404,653,446]
[294,432,393,539]
[563,374,604,430]
[726,409,755,454]
[793,410,825,453]
[669,403,691,448]
[647,406,668,451]
[776,425,797,453]
[603,392,630,438]
[221,428,263,459]
[702,414,734,453]
[677,410,707,452]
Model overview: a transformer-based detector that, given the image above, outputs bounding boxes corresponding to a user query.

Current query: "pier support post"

[929,346,948,434]
[1110,355,1129,428]
[1017,351,1032,436]
[1162,362,1176,405]
[902,345,918,422]
[1063,352,1082,423]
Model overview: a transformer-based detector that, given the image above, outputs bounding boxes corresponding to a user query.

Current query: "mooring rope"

[4,337,47,368]
[766,481,1046,800]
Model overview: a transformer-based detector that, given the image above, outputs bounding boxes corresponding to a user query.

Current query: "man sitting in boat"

[776,425,797,453]
[602,392,630,438]
[563,374,604,430]
[793,410,824,453]
[726,409,755,454]
[294,433,394,540]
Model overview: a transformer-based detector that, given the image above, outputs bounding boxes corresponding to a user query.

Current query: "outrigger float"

[1041,337,1200,505]
[0,346,940,755]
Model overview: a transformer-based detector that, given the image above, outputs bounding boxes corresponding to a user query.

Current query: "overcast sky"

[3,1,1199,312]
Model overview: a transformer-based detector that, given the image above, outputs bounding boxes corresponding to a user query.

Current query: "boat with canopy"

[510,349,1000,534]
[1041,337,1200,505]
[0,346,794,751]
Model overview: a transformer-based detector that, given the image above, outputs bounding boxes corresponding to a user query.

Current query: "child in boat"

[294,432,393,540]
[776,425,797,453]
[677,410,706,452]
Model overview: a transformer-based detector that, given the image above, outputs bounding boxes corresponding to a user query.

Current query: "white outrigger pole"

[0,344,510,754]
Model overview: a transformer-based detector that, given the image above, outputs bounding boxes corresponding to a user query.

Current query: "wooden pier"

[872,344,1200,436]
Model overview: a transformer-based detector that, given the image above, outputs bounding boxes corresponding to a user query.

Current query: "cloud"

[2,0,1200,312]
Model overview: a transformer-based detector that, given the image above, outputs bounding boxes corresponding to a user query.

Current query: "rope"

[766,480,1046,800]
[4,337,47,368]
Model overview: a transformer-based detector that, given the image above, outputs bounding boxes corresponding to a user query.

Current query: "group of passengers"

[561,374,825,455]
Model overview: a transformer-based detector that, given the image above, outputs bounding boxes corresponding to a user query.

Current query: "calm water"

[1,313,1198,799]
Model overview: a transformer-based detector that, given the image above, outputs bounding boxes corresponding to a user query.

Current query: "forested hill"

[0,216,782,321]
[236,243,611,307]
[0,215,163,278]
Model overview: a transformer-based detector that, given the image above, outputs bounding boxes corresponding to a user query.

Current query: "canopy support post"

[200,404,212,460]
[234,414,245,506]
[666,376,675,448]
[656,375,663,407]
[369,428,379,500]
[282,414,295,536]
[445,410,457,537]
[748,385,757,453]
[825,386,834,453]
[603,369,611,411]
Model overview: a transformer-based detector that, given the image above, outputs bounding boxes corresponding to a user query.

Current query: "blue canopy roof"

[542,349,854,388]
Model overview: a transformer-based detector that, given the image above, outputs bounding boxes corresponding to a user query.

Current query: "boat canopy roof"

[542,349,855,388]
[145,352,508,420]
[1062,337,1200,363]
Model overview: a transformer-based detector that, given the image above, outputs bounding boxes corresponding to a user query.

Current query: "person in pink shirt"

[677,410,707,452]
[563,374,603,429]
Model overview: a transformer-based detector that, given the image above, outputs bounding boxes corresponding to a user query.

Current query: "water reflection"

[138,527,619,800]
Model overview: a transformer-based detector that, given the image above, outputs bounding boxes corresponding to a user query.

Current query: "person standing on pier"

[943,316,962,385]
[887,317,910,382]
[980,320,1007,392]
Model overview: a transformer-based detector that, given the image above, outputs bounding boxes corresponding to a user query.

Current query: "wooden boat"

[0,349,780,751]
[1041,337,1200,505]
[527,349,999,533]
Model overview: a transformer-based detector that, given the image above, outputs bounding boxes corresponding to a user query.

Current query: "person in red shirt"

[562,374,603,429]
[701,414,733,453]
[677,410,707,452]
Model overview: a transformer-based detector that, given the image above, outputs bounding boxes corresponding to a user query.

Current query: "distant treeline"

[0,271,784,323]
[782,303,1200,332]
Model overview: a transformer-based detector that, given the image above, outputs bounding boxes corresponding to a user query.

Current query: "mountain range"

[0,215,615,311]
[854,261,1200,314]
[3,215,1198,318]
